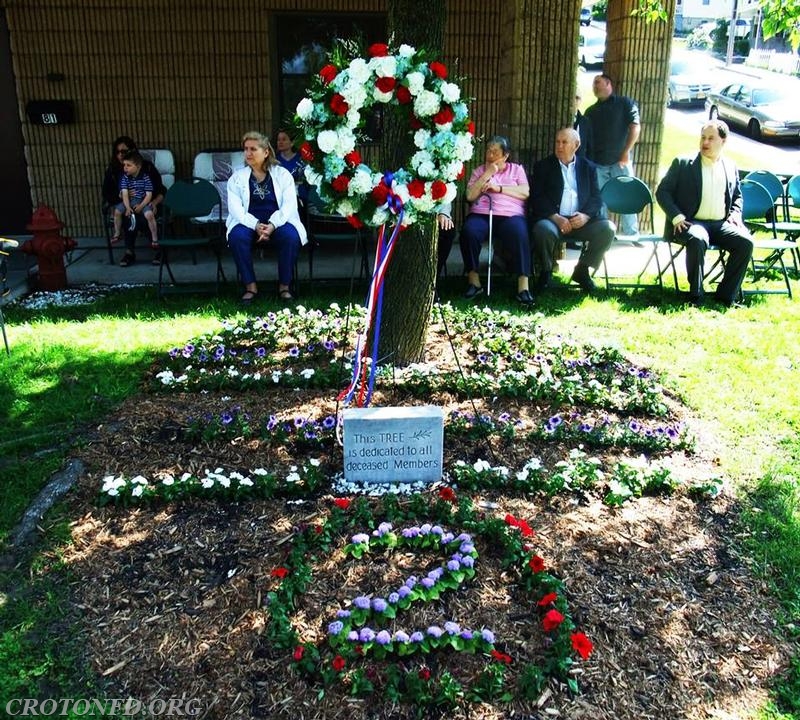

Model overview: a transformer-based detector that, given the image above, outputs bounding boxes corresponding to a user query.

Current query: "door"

[0,10,32,234]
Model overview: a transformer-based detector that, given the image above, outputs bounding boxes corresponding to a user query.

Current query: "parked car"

[733,17,751,38]
[578,29,605,67]
[580,7,592,26]
[705,82,800,141]
[667,53,714,107]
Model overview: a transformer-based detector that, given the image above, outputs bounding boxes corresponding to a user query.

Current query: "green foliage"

[630,0,668,23]
[760,0,800,50]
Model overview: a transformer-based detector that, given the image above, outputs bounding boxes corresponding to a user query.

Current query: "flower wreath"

[294,42,475,228]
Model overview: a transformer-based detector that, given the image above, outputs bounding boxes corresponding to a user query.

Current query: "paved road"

[666,103,800,172]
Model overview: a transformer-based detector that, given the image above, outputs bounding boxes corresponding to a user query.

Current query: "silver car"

[705,82,800,141]
[667,54,713,107]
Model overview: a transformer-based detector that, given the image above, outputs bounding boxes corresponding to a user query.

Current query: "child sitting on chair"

[113,150,159,263]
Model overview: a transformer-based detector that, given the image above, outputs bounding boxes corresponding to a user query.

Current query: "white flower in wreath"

[333,128,357,156]
[304,165,323,187]
[341,82,368,111]
[440,81,461,104]
[405,71,426,95]
[296,97,314,120]
[370,55,397,77]
[349,168,374,196]
[443,182,458,204]
[373,87,394,104]
[410,150,436,179]
[454,134,475,161]
[415,192,437,213]
[347,58,371,84]
[317,129,339,154]
[413,89,441,118]
[371,207,391,226]
[337,198,360,216]
[413,129,432,150]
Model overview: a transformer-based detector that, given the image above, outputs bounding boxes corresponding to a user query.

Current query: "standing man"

[530,127,615,295]
[655,119,753,307]
[584,73,640,239]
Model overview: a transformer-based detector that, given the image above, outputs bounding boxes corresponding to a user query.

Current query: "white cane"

[486,193,494,297]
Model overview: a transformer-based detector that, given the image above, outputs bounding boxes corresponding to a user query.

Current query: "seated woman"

[226,131,307,304]
[274,128,309,206]
[459,135,533,305]
[101,135,167,265]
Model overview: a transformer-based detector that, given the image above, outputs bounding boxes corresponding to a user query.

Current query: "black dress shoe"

[570,264,596,292]
[535,271,553,293]
[463,284,484,299]
[565,240,581,251]
[516,289,535,306]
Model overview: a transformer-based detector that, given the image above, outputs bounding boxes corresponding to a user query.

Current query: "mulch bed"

[54,332,792,719]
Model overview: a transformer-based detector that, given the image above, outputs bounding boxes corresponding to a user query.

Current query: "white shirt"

[558,159,579,216]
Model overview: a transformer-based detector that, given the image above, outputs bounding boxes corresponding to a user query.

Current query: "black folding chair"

[1,238,20,354]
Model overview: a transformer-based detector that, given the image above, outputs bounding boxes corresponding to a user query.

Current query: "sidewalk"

[3,235,674,302]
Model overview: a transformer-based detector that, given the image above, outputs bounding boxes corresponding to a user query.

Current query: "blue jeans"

[596,163,639,236]
[228,223,300,286]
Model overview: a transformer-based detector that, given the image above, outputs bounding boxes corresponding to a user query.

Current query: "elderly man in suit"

[530,127,615,294]
[655,119,753,307]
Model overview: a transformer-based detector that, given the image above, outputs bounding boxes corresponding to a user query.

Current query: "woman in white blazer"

[226,131,307,303]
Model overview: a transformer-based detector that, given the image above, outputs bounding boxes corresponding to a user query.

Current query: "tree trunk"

[605,0,676,203]
[375,0,446,367]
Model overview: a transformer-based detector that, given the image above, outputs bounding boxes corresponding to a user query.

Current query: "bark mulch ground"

[50,328,791,719]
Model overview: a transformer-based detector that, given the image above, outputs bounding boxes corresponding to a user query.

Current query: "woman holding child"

[226,131,307,304]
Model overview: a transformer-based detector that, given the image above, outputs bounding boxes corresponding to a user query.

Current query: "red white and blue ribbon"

[339,202,404,408]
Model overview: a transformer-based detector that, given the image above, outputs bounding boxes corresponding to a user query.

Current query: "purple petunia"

[351,534,370,545]
[402,527,420,538]
[322,415,336,429]
[548,415,563,428]
[288,347,300,357]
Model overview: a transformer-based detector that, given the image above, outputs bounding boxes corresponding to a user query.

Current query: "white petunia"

[413,89,441,117]
[439,81,461,103]
[334,128,356,156]
[317,130,338,154]
[398,44,416,58]
[131,485,144,498]
[296,97,314,119]
[373,88,394,104]
[300,368,315,379]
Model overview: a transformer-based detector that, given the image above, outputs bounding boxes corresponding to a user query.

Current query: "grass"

[1,98,799,715]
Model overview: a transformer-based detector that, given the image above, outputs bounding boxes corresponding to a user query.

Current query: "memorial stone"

[342,406,444,484]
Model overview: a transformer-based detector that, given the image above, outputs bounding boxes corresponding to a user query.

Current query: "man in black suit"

[655,119,753,307]
[530,127,614,294]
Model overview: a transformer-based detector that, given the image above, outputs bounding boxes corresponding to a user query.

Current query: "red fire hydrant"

[22,205,77,291]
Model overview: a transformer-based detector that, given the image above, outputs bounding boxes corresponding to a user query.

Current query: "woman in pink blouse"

[460,136,533,306]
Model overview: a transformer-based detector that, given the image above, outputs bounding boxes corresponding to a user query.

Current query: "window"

[273,13,386,133]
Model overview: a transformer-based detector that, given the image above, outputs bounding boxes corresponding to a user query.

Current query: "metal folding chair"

[158,178,227,297]
[740,179,796,299]
[599,176,664,289]
[1,238,19,354]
